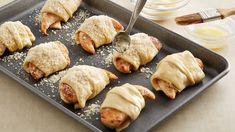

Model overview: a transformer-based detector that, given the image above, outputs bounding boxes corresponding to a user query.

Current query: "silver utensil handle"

[126,0,147,34]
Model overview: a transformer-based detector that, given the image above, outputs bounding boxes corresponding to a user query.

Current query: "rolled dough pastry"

[101,83,145,131]
[23,41,70,77]
[41,0,81,22]
[75,15,118,48]
[113,33,159,71]
[0,21,35,53]
[151,50,205,93]
[59,65,111,108]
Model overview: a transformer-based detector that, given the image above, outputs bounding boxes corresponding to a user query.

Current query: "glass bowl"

[131,0,191,20]
[184,17,235,50]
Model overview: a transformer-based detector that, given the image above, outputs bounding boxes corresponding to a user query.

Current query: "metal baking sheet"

[0,0,229,131]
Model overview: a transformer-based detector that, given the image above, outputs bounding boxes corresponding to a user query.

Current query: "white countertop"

[0,0,235,132]
[0,0,14,7]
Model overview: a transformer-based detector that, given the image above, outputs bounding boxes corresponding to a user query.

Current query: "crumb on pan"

[77,100,101,120]
[140,67,153,79]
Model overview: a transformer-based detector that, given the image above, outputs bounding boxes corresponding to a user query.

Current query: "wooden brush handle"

[219,8,235,18]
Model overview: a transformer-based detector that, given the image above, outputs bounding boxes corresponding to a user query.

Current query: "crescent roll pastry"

[113,33,162,73]
[151,50,205,99]
[41,0,82,35]
[23,41,70,80]
[0,21,35,57]
[59,65,118,109]
[100,83,155,131]
[74,15,123,54]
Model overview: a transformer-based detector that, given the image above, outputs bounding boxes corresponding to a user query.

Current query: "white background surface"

[0,0,235,132]
[0,0,14,7]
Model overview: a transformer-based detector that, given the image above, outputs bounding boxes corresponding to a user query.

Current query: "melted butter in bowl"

[184,18,235,50]
[194,27,227,38]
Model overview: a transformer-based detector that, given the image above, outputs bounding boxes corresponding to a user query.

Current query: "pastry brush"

[175,8,235,25]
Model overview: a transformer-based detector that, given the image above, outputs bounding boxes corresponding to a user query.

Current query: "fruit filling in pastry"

[100,83,155,131]
[74,15,123,54]
[23,41,70,80]
[151,50,205,99]
[113,33,162,73]
[59,65,118,109]
[40,0,82,35]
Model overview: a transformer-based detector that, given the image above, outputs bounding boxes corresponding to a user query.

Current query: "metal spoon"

[113,0,147,53]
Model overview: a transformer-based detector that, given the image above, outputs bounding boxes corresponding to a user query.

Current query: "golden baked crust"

[41,0,81,22]
[151,50,205,98]
[23,41,70,77]
[0,21,35,54]
[101,83,146,131]
[113,33,159,71]
[59,65,112,108]
[75,15,118,48]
